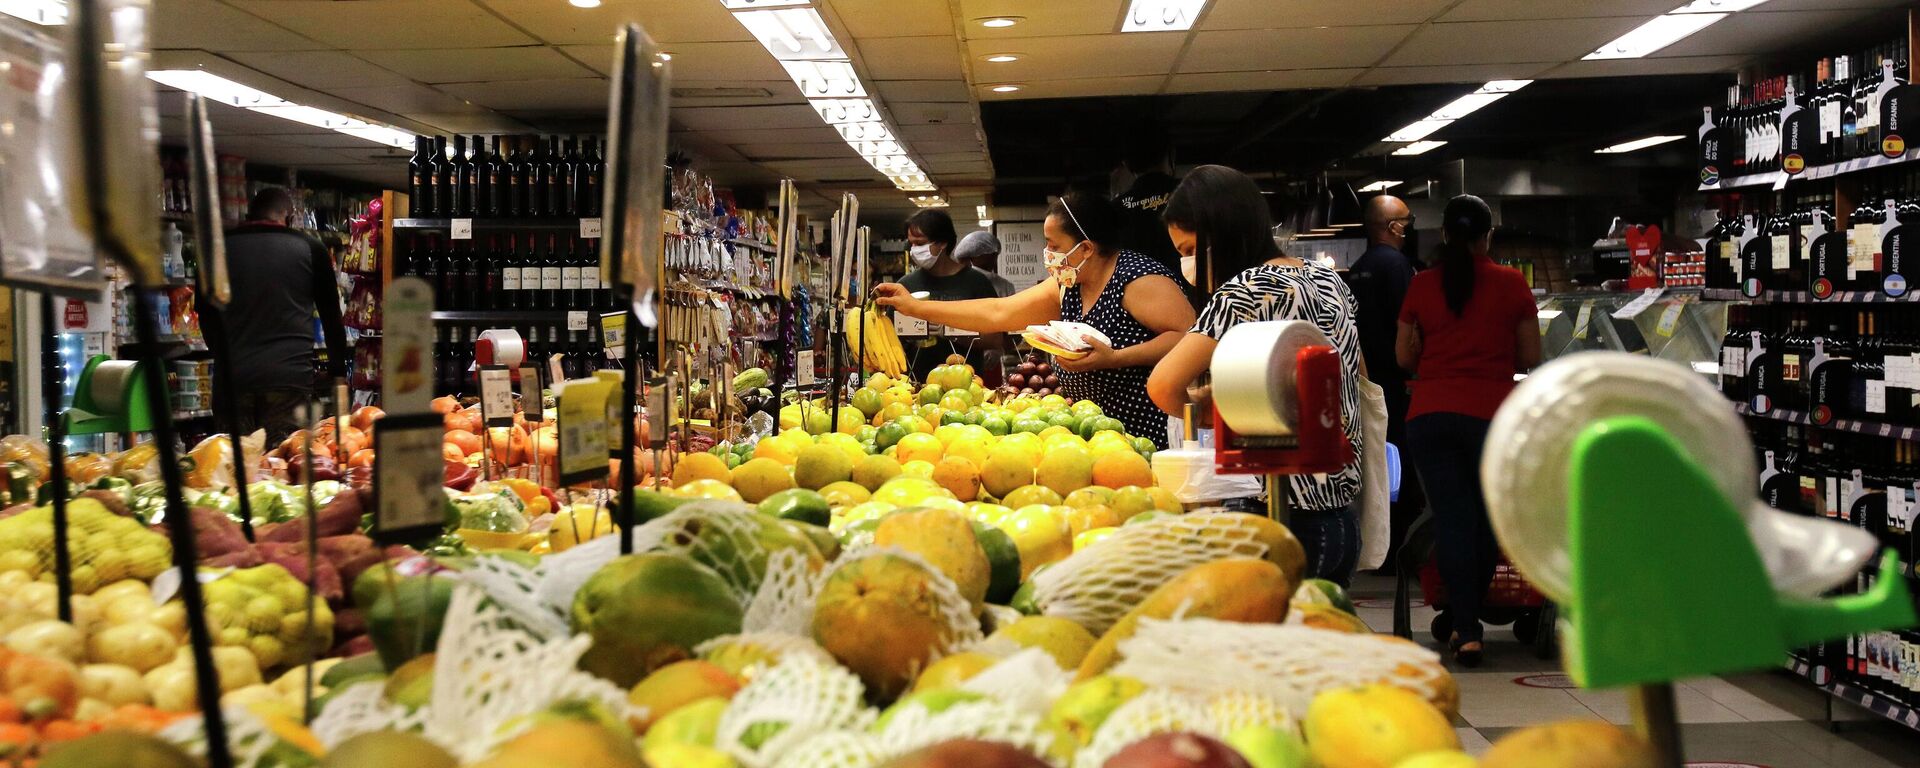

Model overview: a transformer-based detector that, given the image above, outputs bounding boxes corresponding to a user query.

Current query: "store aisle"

[1349,575,1920,767]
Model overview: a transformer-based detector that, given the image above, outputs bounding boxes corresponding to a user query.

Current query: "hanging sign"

[996,221,1048,291]
[382,278,436,414]
[0,22,104,297]
[1779,85,1815,174]
[556,377,613,485]
[1696,107,1725,188]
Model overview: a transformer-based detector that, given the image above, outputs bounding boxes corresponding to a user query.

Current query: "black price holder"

[371,414,450,544]
[480,365,514,427]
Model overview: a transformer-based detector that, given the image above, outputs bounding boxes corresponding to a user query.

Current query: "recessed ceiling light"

[978,16,1023,28]
[990,84,1023,93]
[657,52,673,61]
[568,0,601,8]
[147,69,413,149]
[984,53,1022,63]
[1594,134,1688,154]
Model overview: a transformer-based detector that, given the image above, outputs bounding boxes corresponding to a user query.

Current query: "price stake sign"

[518,366,543,421]
[556,377,613,486]
[596,370,626,457]
[0,18,104,297]
[479,365,513,427]
[797,350,816,386]
[371,414,451,543]
[382,277,436,415]
[602,312,628,360]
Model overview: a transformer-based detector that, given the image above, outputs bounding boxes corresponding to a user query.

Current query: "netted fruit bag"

[1028,511,1273,635]
[960,647,1072,718]
[0,498,171,594]
[160,704,315,768]
[714,655,874,765]
[199,563,333,671]
[1072,688,1296,768]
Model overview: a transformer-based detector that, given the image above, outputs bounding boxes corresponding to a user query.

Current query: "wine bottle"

[526,136,549,219]
[499,235,521,310]
[430,136,452,218]
[560,236,582,308]
[475,136,498,218]
[450,134,471,218]
[476,235,498,307]
[505,137,527,219]
[409,136,433,217]
[540,234,563,310]
[546,136,567,218]
[582,136,603,217]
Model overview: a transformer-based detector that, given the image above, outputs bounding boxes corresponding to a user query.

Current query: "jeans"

[1219,498,1359,587]
[1405,412,1499,644]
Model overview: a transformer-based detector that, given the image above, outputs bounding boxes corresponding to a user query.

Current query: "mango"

[1304,684,1458,768]
[1481,720,1657,768]
[1077,558,1294,680]
[627,660,740,733]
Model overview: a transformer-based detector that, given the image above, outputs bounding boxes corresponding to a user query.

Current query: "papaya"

[367,575,455,671]
[874,508,991,614]
[654,502,824,595]
[633,489,691,523]
[1293,603,1371,634]
[469,718,646,768]
[812,553,959,702]
[1076,557,1293,680]
[319,652,386,685]
[777,518,841,562]
[971,522,1022,606]
[1235,513,1308,586]
[572,554,743,688]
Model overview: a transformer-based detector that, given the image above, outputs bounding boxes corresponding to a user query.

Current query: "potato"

[88,621,178,672]
[79,663,150,706]
[6,619,84,663]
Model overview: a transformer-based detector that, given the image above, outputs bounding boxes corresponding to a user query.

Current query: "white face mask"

[909,243,939,269]
[1180,254,1197,285]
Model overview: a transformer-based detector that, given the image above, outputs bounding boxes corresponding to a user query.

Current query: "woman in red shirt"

[1396,194,1541,666]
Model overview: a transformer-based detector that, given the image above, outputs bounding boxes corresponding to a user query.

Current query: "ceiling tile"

[154,0,330,52]
[329,83,491,116]
[1202,0,1455,29]
[439,78,610,111]
[829,0,955,38]
[1180,26,1417,72]
[761,158,886,175]
[888,102,978,126]
[898,124,986,144]
[1351,62,1557,87]
[405,113,534,134]
[1657,9,1887,58]
[857,36,966,80]
[357,47,597,84]
[968,33,1187,80]
[679,126,846,145]
[668,81,808,108]
[875,80,973,102]
[977,75,1163,100]
[733,143,860,161]
[470,0,752,45]
[1438,0,1679,23]
[925,158,993,174]
[674,105,829,131]
[1382,18,1646,66]
[1754,0,1915,9]
[1539,54,1752,80]
[921,152,989,163]
[226,0,537,49]
[651,41,793,81]
[957,0,1127,39]
[222,52,415,91]
[1164,68,1363,93]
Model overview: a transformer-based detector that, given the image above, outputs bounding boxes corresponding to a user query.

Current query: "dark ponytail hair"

[1438,194,1493,317]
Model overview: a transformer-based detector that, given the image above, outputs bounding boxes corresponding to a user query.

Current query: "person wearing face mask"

[1145,165,1367,586]
[875,191,1195,447]
[896,209,1003,382]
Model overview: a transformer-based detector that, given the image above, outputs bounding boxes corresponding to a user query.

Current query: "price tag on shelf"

[579,218,603,239]
[1655,300,1686,337]
[567,311,589,331]
[895,313,928,336]
[602,312,628,360]
[479,366,513,426]
[1536,309,1561,336]
[451,219,473,240]
[371,414,453,542]
[943,325,978,337]
[1866,380,1888,414]
[1610,288,1664,319]
[1572,302,1593,340]
[797,350,816,386]
[556,377,613,485]
[519,366,542,421]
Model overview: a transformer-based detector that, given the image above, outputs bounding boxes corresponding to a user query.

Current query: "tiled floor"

[1350,574,1920,766]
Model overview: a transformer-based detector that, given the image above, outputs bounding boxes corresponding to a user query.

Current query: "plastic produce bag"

[1149,438,1261,505]
[183,431,267,489]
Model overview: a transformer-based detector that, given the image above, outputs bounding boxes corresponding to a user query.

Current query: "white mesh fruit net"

[1070,688,1296,768]
[820,547,985,663]
[871,696,1056,761]
[714,655,875,766]
[311,583,630,762]
[532,501,795,625]
[742,547,816,636]
[1029,512,1272,635]
[159,704,299,768]
[769,731,890,768]
[1107,617,1449,716]
[462,552,567,640]
[697,631,834,676]
[959,647,1072,717]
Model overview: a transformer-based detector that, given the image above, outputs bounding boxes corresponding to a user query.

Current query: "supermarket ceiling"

[137,0,1917,216]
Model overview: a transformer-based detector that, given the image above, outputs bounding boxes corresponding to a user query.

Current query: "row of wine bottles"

[436,322,609,397]
[397,233,620,313]
[408,134,603,220]
[1721,304,1920,428]
[1703,183,1920,298]
[1707,37,1911,176]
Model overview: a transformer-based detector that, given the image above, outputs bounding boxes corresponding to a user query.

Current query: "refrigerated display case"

[1535,289,1729,378]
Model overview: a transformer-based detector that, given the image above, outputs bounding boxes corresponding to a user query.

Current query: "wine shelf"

[1703,288,1920,303]
[395,217,598,232]
[1734,402,1920,442]
[1786,658,1920,732]
[1699,149,1920,192]
[430,310,578,323]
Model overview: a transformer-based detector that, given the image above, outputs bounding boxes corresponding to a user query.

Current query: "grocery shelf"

[1702,288,1920,303]
[1699,149,1920,191]
[1733,402,1920,441]
[172,409,213,420]
[394,217,597,232]
[727,238,775,253]
[431,310,576,322]
[1786,658,1920,732]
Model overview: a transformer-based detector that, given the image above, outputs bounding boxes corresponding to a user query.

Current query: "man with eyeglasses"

[1349,194,1417,567]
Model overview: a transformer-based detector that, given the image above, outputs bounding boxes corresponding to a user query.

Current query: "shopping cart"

[1393,510,1559,659]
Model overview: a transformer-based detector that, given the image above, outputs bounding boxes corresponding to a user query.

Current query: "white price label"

[568,311,589,331]
[943,325,978,337]
[579,217,603,239]
[1573,302,1593,340]
[549,354,566,386]
[479,367,513,426]
[451,218,473,240]
[519,366,543,421]
[797,350,816,386]
[374,419,452,535]
[1771,234,1792,271]
[1656,300,1686,337]
[895,312,928,336]
[1610,288,1664,319]
[1867,380,1888,414]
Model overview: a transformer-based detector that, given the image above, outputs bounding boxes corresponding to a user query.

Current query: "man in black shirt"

[203,187,347,444]
[900,209,1000,382]
[1347,193,1417,566]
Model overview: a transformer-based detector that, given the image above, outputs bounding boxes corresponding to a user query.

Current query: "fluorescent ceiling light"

[735,8,845,61]
[984,53,1021,63]
[976,204,989,218]
[1393,141,1447,156]
[833,121,893,142]
[868,154,920,173]
[909,195,948,208]
[1358,180,1403,193]
[721,0,809,8]
[812,98,881,124]
[1584,12,1724,60]
[784,60,865,98]
[1431,92,1508,120]
[147,70,412,149]
[1475,80,1533,94]
[0,0,66,24]
[1384,119,1450,143]
[1671,0,1770,13]
[990,84,1023,93]
[978,16,1022,28]
[1121,0,1209,32]
[1594,134,1688,154]
[852,140,904,157]
[568,0,600,8]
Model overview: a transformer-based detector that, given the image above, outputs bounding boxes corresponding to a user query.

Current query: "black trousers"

[1405,411,1499,644]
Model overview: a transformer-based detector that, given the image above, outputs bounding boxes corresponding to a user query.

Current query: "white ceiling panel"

[977,75,1163,100]
[220,52,414,91]
[357,47,599,84]
[1438,0,1680,23]
[1539,54,1753,80]
[557,45,616,76]
[1202,0,1455,29]
[969,33,1188,80]
[669,81,807,108]
[668,133,750,163]
[155,0,331,51]
[1180,26,1417,72]
[225,0,537,50]
[439,78,610,111]
[829,0,954,38]
[401,113,531,135]
[733,143,861,161]
[647,41,794,81]
[329,83,493,116]
[761,158,889,175]
[875,80,973,102]
[1164,68,1364,93]
[897,123,986,144]
[471,0,752,45]
[1656,9,1884,58]
[1758,0,1915,10]
[679,126,846,145]
[887,102,977,126]
[858,36,967,80]
[924,158,993,174]
[957,0,1128,39]
[1382,18,1646,66]
[675,105,831,131]
[1351,62,1557,87]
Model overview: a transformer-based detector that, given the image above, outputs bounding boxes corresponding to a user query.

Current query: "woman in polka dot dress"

[875,192,1196,448]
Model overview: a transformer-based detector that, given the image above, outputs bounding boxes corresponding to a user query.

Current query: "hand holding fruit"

[872,283,918,311]
[1054,335,1116,373]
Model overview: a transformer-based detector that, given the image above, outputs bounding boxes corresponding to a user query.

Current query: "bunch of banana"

[847,304,907,378]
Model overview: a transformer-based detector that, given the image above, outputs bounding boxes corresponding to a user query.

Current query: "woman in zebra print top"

[1147,165,1367,585]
